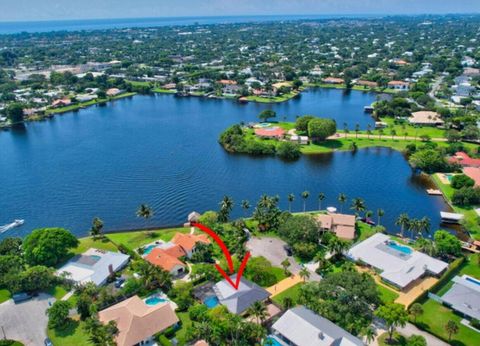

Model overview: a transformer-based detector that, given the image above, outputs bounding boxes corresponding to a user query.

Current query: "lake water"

[0,88,450,238]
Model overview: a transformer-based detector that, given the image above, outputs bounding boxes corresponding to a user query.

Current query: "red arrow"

[191,222,251,290]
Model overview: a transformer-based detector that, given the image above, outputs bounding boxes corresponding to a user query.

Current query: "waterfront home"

[51,98,72,108]
[98,295,179,346]
[145,247,187,276]
[355,80,378,88]
[315,213,356,240]
[106,88,122,97]
[347,233,448,290]
[171,233,210,258]
[57,248,130,286]
[440,275,480,321]
[408,111,444,126]
[271,306,364,346]
[322,77,344,84]
[162,83,177,90]
[448,152,480,168]
[289,135,309,145]
[213,274,271,315]
[217,79,237,85]
[254,127,286,139]
[464,167,480,187]
[463,67,480,77]
[387,81,410,91]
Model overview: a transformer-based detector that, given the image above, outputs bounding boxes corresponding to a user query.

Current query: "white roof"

[347,233,447,288]
[57,248,130,286]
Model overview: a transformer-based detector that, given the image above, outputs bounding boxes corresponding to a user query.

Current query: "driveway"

[0,293,53,346]
[246,236,320,281]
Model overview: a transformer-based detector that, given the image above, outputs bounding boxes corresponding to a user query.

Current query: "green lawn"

[414,299,479,346]
[153,88,177,94]
[106,227,190,251]
[270,267,288,284]
[244,91,299,103]
[47,285,69,300]
[0,288,11,303]
[173,311,193,346]
[378,332,407,346]
[272,283,304,308]
[48,320,92,346]
[377,284,400,305]
[73,236,118,255]
[356,222,377,242]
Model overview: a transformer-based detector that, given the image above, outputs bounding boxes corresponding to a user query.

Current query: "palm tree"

[378,128,384,140]
[350,198,366,216]
[241,200,250,217]
[367,124,372,139]
[90,217,104,239]
[301,191,310,213]
[318,192,325,211]
[281,258,290,275]
[419,216,431,236]
[136,204,153,228]
[247,301,268,324]
[299,266,310,282]
[395,213,410,238]
[363,326,377,345]
[409,303,424,323]
[355,123,360,139]
[365,210,373,220]
[218,195,234,222]
[410,218,422,239]
[445,320,459,341]
[343,122,349,138]
[283,297,294,309]
[377,209,385,226]
[416,238,436,256]
[287,193,295,212]
[338,193,347,213]
[328,237,349,259]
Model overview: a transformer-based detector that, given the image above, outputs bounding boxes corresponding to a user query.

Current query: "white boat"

[0,219,25,233]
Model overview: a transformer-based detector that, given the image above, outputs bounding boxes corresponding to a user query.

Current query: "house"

[289,135,309,145]
[355,80,378,88]
[323,77,344,84]
[162,83,177,90]
[449,152,480,168]
[145,247,186,276]
[213,274,271,315]
[463,68,480,77]
[408,111,444,126]
[440,275,480,320]
[315,213,356,240]
[106,88,122,97]
[171,233,210,258]
[272,306,364,346]
[254,127,285,139]
[98,295,179,346]
[464,167,480,187]
[57,248,130,286]
[51,98,72,108]
[217,79,237,85]
[388,81,410,91]
[347,233,448,290]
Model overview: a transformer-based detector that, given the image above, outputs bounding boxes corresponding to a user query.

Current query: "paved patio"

[0,293,53,346]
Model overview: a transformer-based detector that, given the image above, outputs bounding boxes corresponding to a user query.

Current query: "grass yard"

[356,222,377,242]
[106,227,190,251]
[244,91,299,103]
[47,285,69,300]
[153,88,177,94]
[378,332,407,346]
[173,311,193,345]
[272,282,303,308]
[0,288,11,303]
[73,236,118,255]
[48,320,92,346]
[414,299,479,346]
[377,284,400,305]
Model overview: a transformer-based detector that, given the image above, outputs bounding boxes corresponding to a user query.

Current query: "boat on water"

[0,219,25,233]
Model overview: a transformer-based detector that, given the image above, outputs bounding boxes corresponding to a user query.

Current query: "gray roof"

[272,306,364,346]
[213,274,270,314]
[442,275,480,320]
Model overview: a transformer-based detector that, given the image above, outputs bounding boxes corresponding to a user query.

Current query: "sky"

[1,0,480,22]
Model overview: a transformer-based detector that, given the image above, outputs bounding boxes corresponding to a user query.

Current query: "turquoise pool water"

[145,296,167,306]
[466,277,480,286]
[264,336,282,346]
[388,242,413,255]
[203,295,219,308]
[143,244,156,255]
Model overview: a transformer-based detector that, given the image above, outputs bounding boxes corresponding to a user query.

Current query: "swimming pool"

[143,244,156,255]
[145,296,167,306]
[466,276,480,286]
[203,295,220,308]
[388,242,413,255]
[264,336,283,346]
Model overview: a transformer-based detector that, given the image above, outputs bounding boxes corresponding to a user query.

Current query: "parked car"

[44,338,53,346]
[283,244,293,256]
[12,292,32,304]
[114,277,126,288]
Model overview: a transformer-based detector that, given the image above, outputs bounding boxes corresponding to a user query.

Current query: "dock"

[426,189,442,195]
[440,211,464,224]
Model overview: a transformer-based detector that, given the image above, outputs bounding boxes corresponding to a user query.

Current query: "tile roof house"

[315,213,356,240]
[449,152,480,168]
[323,77,344,84]
[388,81,410,90]
[213,274,271,315]
[254,127,286,139]
[464,167,480,187]
[145,247,186,276]
[441,275,480,320]
[347,233,448,290]
[98,295,179,346]
[172,233,210,258]
[408,111,444,126]
[57,248,129,286]
[272,306,364,346]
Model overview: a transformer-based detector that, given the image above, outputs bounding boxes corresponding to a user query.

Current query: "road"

[330,133,447,142]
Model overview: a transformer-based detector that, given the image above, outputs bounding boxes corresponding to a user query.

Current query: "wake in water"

[0,219,25,233]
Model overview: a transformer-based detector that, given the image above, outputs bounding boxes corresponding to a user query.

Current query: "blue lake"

[0,89,450,238]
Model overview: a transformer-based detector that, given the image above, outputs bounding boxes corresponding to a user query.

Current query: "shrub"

[295,115,314,132]
[452,187,480,206]
[450,174,475,189]
[277,141,301,160]
[308,118,337,142]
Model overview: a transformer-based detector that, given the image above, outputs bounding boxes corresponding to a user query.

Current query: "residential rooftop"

[441,275,480,320]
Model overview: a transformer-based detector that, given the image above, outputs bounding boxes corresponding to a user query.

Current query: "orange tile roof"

[99,295,179,346]
[464,167,480,187]
[163,244,187,258]
[172,233,210,252]
[145,248,185,272]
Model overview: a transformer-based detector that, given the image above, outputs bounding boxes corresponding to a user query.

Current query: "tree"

[308,118,337,143]
[375,303,408,343]
[258,109,276,122]
[218,195,234,223]
[247,301,268,324]
[252,195,281,232]
[90,217,104,239]
[283,297,294,309]
[241,200,250,217]
[84,317,118,346]
[0,237,22,256]
[277,141,301,160]
[377,209,385,226]
[318,192,326,211]
[406,335,427,346]
[408,149,449,173]
[445,320,459,341]
[434,230,462,257]
[409,303,424,323]
[327,236,349,259]
[351,197,366,216]
[343,122,349,138]
[355,123,360,139]
[47,301,71,329]
[136,204,153,227]
[278,214,319,245]
[295,115,314,132]
[338,193,347,213]
[287,193,295,212]
[6,103,24,124]
[301,191,310,213]
[281,258,290,275]
[170,281,194,311]
[190,243,215,263]
[299,266,310,282]
[23,228,79,267]
[451,174,475,189]
[363,326,377,345]
[132,260,172,292]
[395,213,410,238]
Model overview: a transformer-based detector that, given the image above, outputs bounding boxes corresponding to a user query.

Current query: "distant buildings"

[323,77,344,84]
[272,306,364,346]
[387,81,410,91]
